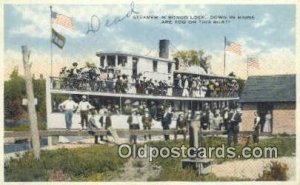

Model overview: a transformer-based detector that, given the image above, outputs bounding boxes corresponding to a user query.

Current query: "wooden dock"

[4,129,272,145]
[5,129,254,138]
[4,129,271,145]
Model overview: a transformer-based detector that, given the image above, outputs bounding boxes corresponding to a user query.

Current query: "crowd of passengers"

[55,63,239,97]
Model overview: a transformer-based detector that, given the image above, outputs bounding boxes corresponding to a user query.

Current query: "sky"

[3,3,296,80]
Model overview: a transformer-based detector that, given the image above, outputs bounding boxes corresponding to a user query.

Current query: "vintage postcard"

[1,0,299,184]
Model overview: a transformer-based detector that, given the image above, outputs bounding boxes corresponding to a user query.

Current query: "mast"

[223,36,226,76]
[246,56,249,78]
[50,6,53,76]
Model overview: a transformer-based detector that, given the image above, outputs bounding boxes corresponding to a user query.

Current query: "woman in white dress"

[263,111,272,132]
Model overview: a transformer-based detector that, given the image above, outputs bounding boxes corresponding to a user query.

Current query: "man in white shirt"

[78,95,94,130]
[59,96,78,130]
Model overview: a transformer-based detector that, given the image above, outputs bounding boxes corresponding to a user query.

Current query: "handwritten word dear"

[86,1,139,34]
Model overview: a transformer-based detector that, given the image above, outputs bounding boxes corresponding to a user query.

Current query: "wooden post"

[51,136,59,145]
[22,45,41,159]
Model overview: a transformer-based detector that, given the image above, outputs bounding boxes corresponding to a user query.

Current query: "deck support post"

[48,136,59,146]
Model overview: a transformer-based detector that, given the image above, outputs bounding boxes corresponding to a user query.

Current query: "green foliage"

[85,61,96,68]
[257,161,288,181]
[172,50,203,66]
[4,69,26,120]
[173,50,212,73]
[33,78,46,119]
[5,145,128,181]
[5,152,48,181]
[5,121,47,131]
[147,137,295,181]
[4,69,47,129]
[4,137,295,181]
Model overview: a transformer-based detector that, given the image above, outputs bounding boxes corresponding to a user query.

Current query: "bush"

[257,161,288,181]
[5,145,128,181]
[5,137,295,181]
[147,137,295,181]
[5,121,47,131]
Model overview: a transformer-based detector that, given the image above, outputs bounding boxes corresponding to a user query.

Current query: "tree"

[4,69,26,120]
[22,45,40,159]
[172,50,211,73]
[85,61,96,68]
[4,69,47,122]
[33,78,46,121]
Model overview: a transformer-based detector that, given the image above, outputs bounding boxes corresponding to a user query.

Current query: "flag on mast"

[225,40,242,55]
[247,55,260,69]
[51,28,66,49]
[51,11,73,30]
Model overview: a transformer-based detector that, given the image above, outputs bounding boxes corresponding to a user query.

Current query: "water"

[4,137,48,154]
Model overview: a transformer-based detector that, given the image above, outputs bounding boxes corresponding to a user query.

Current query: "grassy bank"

[5,137,295,181]
[147,137,295,181]
[5,145,128,181]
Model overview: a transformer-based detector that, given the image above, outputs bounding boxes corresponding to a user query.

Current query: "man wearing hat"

[135,75,143,94]
[115,75,123,93]
[190,111,202,149]
[200,80,208,97]
[87,109,100,142]
[227,107,242,146]
[200,111,209,130]
[99,68,108,92]
[185,110,192,123]
[182,75,190,97]
[59,96,78,130]
[99,110,112,141]
[127,108,140,144]
[161,107,173,140]
[252,111,261,144]
[142,108,153,140]
[222,107,230,130]
[233,80,239,97]
[88,109,98,131]
[71,62,79,77]
[212,109,223,130]
[147,78,154,95]
[174,74,183,96]
[78,95,94,130]
[167,76,173,96]
[175,112,188,141]
[150,101,157,120]
[132,101,140,108]
[113,105,120,115]
[121,75,128,93]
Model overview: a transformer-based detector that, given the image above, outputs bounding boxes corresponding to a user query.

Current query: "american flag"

[51,11,73,29]
[247,56,260,69]
[226,41,242,55]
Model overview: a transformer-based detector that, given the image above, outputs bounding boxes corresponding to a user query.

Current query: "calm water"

[4,138,48,154]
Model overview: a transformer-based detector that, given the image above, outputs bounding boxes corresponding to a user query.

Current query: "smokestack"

[159,39,170,59]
